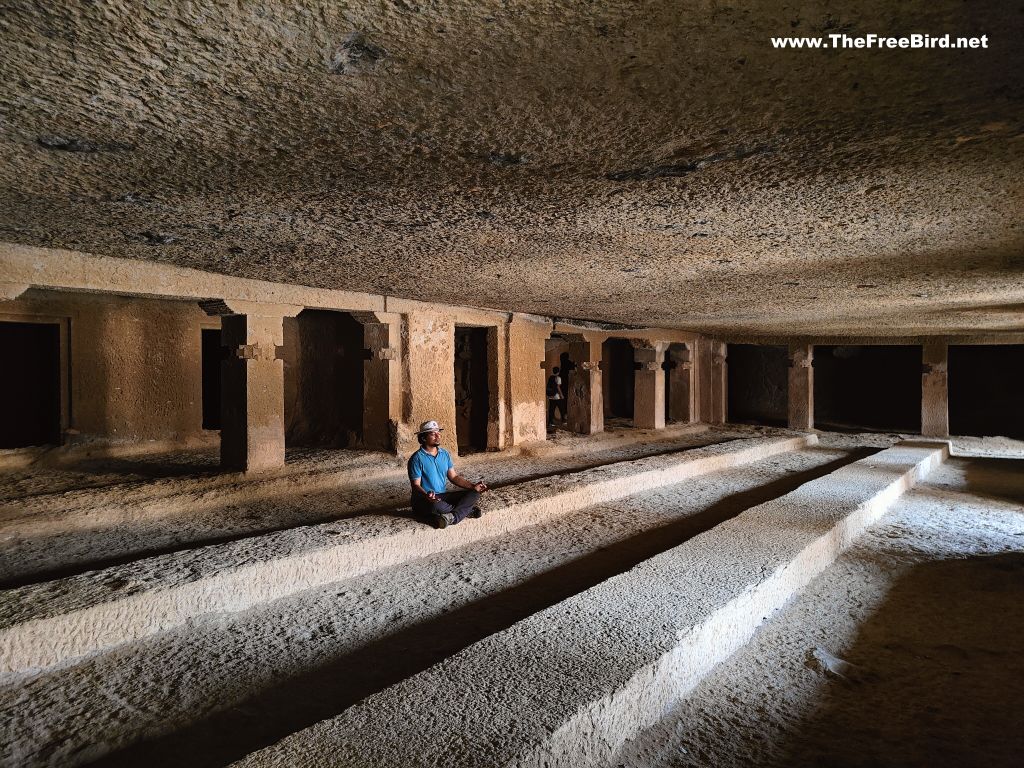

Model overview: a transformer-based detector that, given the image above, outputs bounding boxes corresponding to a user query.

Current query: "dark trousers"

[548,398,567,424]
[412,490,480,524]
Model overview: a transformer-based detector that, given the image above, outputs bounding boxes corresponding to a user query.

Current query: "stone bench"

[0,434,813,676]
[230,440,947,768]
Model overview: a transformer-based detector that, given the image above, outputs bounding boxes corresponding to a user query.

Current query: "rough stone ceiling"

[1,1,1022,336]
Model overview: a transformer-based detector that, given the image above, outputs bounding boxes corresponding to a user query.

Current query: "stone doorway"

[726,344,788,427]
[283,310,365,448]
[0,320,62,447]
[949,344,1024,439]
[455,326,492,453]
[602,337,635,425]
[200,328,224,431]
[814,345,922,433]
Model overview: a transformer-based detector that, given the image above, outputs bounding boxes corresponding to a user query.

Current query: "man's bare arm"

[447,468,488,493]
[410,477,438,500]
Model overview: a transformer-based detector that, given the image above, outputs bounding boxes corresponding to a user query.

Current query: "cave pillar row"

[352,311,401,452]
[632,340,668,430]
[921,340,949,438]
[788,344,815,431]
[567,333,605,435]
[200,299,301,472]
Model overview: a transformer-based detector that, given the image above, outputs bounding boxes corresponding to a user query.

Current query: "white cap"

[416,420,444,434]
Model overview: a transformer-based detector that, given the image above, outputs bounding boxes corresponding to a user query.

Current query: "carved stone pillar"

[567,335,604,435]
[666,343,694,423]
[710,341,728,425]
[353,311,400,452]
[200,300,301,472]
[632,341,668,430]
[787,344,815,431]
[921,340,949,438]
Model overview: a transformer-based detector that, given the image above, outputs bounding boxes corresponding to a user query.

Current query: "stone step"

[0,434,812,677]
[229,440,948,768]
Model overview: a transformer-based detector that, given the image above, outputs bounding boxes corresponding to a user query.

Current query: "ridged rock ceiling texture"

[1,1,1022,336]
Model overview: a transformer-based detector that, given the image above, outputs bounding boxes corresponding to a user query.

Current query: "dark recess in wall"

[284,310,364,448]
[949,345,1024,439]
[455,326,490,453]
[201,328,223,431]
[727,344,788,426]
[815,345,921,433]
[0,321,60,447]
[603,338,635,420]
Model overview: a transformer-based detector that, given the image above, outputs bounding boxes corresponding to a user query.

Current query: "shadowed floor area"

[612,455,1024,767]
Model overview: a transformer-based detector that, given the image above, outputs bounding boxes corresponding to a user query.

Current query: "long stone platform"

[0,434,812,676]
[231,441,948,768]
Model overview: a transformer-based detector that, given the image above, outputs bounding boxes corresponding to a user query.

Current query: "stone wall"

[0,288,216,447]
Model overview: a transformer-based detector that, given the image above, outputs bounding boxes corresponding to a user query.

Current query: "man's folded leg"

[413,496,457,528]
[443,490,480,523]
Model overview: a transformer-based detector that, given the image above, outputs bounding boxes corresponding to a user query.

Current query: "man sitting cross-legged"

[408,420,489,529]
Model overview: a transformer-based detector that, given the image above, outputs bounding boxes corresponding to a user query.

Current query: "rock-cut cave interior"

[0,2,1022,767]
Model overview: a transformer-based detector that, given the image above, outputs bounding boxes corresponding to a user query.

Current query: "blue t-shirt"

[408,447,454,495]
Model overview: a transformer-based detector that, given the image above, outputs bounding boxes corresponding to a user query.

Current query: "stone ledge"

[0,435,813,676]
[229,440,947,768]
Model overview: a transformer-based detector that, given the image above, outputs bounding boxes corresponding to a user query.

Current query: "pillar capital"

[788,344,814,368]
[667,344,692,364]
[631,342,667,365]
[350,310,400,325]
[198,299,302,318]
[0,284,29,301]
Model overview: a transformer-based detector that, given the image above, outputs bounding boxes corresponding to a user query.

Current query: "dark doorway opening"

[544,335,573,433]
[949,345,1024,439]
[201,328,223,431]
[727,344,788,427]
[0,321,61,448]
[283,310,364,448]
[602,338,635,422]
[455,326,491,453]
[814,345,921,433]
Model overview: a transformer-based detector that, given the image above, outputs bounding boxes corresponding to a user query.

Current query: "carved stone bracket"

[199,298,302,318]
[788,346,813,368]
[234,343,285,361]
[0,284,30,301]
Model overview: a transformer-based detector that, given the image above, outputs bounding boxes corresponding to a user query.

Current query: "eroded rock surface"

[1,1,1021,334]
